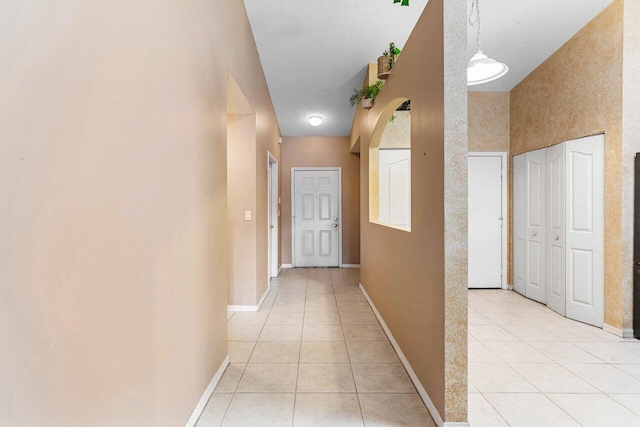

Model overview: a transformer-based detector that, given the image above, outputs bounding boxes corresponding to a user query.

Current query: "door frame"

[291,167,343,268]
[268,151,279,279]
[468,152,508,290]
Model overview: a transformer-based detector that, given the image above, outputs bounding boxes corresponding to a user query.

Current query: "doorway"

[291,168,342,267]
[468,152,507,289]
[268,152,279,279]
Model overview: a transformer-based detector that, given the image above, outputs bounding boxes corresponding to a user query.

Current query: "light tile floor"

[196,268,436,427]
[469,289,640,427]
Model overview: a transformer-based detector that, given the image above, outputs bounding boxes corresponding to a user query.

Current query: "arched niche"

[369,98,411,230]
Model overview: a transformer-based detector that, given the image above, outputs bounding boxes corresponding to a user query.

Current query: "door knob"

[332,223,338,228]
[554,235,559,241]
[270,225,275,229]
[532,232,537,237]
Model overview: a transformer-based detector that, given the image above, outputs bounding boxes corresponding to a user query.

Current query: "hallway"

[468,290,640,426]
[196,268,435,426]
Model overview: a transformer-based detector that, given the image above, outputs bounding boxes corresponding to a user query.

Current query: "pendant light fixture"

[467,0,508,86]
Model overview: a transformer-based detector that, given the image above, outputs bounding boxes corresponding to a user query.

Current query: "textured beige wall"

[0,0,280,425]
[621,0,640,330]
[468,92,510,152]
[510,1,625,328]
[281,136,360,265]
[357,0,468,422]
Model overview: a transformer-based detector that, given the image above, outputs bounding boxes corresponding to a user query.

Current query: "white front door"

[565,134,605,327]
[546,143,566,315]
[513,153,527,296]
[293,169,340,267]
[526,149,546,304]
[468,155,504,288]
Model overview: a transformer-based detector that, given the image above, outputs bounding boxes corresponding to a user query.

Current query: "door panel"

[565,135,604,327]
[293,170,340,267]
[546,143,566,315]
[513,154,527,295]
[379,149,411,228]
[468,155,503,288]
[526,149,546,304]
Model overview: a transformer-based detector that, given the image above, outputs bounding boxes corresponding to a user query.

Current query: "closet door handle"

[532,231,537,237]
[554,235,559,241]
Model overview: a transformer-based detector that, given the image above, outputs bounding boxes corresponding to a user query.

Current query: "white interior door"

[513,154,527,295]
[565,134,604,327]
[379,149,411,228]
[546,143,566,315]
[468,155,504,288]
[268,156,279,278]
[293,169,340,267]
[526,149,546,304]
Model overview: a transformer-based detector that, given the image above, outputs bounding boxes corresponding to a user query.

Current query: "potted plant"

[349,80,384,109]
[377,42,402,79]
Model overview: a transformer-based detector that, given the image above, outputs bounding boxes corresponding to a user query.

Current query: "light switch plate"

[244,210,252,221]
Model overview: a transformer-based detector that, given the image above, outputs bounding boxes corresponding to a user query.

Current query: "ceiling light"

[467,0,508,86]
[308,116,323,126]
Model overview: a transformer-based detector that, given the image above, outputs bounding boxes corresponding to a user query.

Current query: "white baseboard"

[282,263,293,269]
[359,284,446,427]
[507,284,514,291]
[340,264,361,268]
[603,323,635,338]
[278,265,283,275]
[228,287,271,312]
[444,423,470,427]
[185,355,230,427]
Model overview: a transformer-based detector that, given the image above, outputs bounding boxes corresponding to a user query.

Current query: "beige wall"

[510,0,628,328]
[0,0,280,425]
[468,92,510,152]
[355,0,468,422]
[281,136,360,265]
[228,113,258,305]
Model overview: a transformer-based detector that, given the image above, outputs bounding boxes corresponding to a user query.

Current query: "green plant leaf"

[401,0,409,5]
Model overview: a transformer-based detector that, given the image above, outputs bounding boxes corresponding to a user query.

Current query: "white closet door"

[526,149,547,304]
[513,154,527,296]
[565,134,604,327]
[546,143,566,315]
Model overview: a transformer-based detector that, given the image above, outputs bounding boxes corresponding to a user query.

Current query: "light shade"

[467,50,508,86]
[308,115,323,126]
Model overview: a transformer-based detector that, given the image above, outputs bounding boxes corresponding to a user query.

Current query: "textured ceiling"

[244,0,613,136]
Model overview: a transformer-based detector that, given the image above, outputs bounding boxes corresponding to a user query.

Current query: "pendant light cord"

[469,0,481,51]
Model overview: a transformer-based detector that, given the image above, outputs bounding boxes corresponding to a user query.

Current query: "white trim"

[185,355,230,427]
[359,283,446,427]
[443,423,470,427]
[468,152,508,290]
[228,287,270,312]
[291,167,343,268]
[603,323,635,338]
[278,265,283,275]
[341,264,361,268]
[507,284,514,291]
[282,263,293,269]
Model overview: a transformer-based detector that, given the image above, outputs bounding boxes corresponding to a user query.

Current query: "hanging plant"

[393,0,409,5]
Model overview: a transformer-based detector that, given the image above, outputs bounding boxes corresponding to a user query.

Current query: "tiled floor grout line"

[332,275,367,427]
[290,274,308,427]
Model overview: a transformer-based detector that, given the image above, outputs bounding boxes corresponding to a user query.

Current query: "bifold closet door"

[565,134,605,327]
[546,143,566,316]
[513,154,527,295]
[525,149,546,304]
